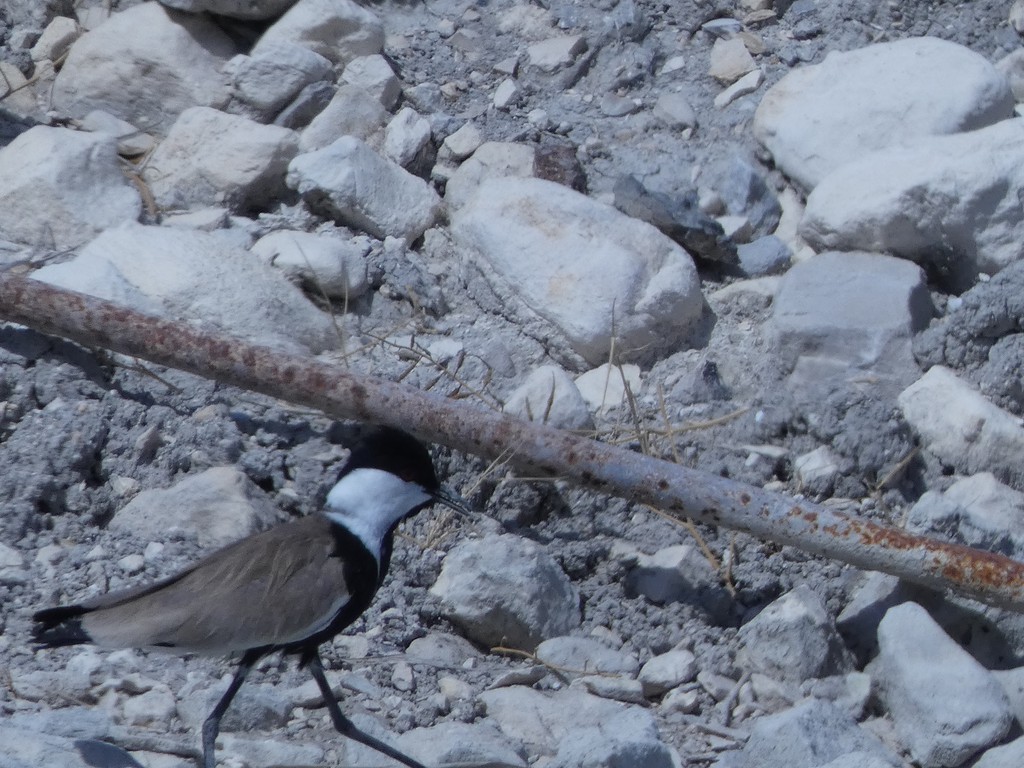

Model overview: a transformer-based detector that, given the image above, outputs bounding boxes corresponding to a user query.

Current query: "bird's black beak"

[433,485,473,517]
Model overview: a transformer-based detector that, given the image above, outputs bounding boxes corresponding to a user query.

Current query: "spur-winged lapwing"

[33,426,468,768]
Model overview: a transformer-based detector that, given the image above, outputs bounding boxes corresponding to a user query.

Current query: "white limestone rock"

[548,706,675,768]
[803,673,872,721]
[535,636,640,678]
[973,739,1024,768]
[226,42,333,120]
[753,37,1014,190]
[837,571,1024,674]
[162,207,230,231]
[0,61,39,118]
[251,229,371,300]
[618,542,729,619]
[144,107,299,212]
[288,136,442,243]
[383,107,432,168]
[718,699,900,768]
[430,534,581,650]
[871,602,1012,767]
[639,649,698,696]
[801,119,1024,284]
[653,92,698,129]
[717,214,752,243]
[405,632,481,667]
[479,686,659,757]
[0,542,23,570]
[715,68,764,109]
[570,675,647,704]
[439,122,484,162]
[660,55,685,75]
[898,366,1024,490]
[709,37,756,84]
[274,79,336,129]
[396,720,527,768]
[526,35,587,72]
[342,54,401,109]
[10,668,93,702]
[5,706,107,742]
[121,684,176,726]
[497,4,556,39]
[736,584,853,685]
[793,445,840,495]
[0,726,138,768]
[217,734,325,768]
[117,554,145,575]
[253,0,384,65]
[109,467,282,548]
[737,235,791,276]
[299,84,389,153]
[493,78,522,109]
[51,2,234,134]
[288,669,354,708]
[995,49,1024,102]
[452,177,704,366]
[158,0,296,19]
[993,667,1024,728]
[907,473,1024,558]
[1013,0,1024,33]
[503,365,593,431]
[79,110,155,156]
[444,141,537,209]
[178,680,292,732]
[660,687,699,714]
[771,251,932,380]
[0,127,141,250]
[30,16,79,62]
[574,363,642,412]
[32,223,337,354]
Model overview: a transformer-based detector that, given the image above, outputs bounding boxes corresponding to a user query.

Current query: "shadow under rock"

[74,739,145,768]
[0,324,112,393]
[0,105,37,150]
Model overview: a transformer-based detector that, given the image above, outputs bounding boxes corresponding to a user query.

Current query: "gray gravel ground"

[2,1,1024,767]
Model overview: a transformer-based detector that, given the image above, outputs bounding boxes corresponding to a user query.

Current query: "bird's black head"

[326,427,470,582]
[338,426,440,493]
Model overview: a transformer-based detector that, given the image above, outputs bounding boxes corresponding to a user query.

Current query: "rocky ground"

[2,0,1024,767]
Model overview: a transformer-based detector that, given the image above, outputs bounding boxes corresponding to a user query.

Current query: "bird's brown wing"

[81,515,359,654]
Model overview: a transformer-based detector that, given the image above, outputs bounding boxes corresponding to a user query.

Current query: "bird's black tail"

[32,605,92,648]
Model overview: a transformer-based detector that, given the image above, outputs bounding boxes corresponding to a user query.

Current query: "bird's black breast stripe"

[283,522,387,654]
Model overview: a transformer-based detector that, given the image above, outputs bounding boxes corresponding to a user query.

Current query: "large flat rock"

[899,365,1024,490]
[430,533,580,650]
[753,37,1012,191]
[51,2,234,134]
[872,602,1013,767]
[0,127,140,249]
[801,119,1024,287]
[452,177,704,366]
[287,136,442,243]
[251,0,384,65]
[32,223,336,354]
[144,106,299,213]
[771,250,932,382]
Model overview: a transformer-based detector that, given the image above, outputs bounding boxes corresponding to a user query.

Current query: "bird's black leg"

[201,649,260,768]
[306,650,428,768]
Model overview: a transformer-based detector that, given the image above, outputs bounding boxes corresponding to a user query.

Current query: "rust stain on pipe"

[1,275,1023,610]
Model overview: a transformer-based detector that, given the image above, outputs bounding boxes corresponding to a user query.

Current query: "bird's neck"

[324,468,432,566]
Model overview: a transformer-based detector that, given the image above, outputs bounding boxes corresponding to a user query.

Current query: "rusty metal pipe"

[1,275,1022,609]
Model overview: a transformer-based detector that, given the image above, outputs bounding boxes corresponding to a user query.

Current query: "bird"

[33,426,468,768]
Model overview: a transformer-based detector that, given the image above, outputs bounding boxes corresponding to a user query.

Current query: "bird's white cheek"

[325,469,433,561]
